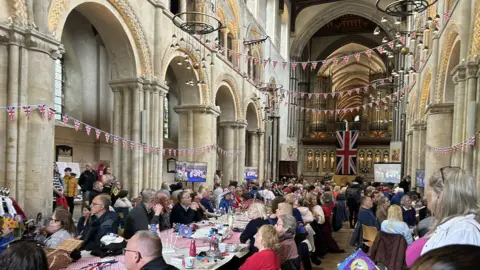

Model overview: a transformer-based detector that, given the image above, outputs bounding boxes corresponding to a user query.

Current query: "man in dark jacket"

[81,194,119,251]
[88,181,104,205]
[399,175,411,194]
[79,163,98,203]
[124,189,168,239]
[346,176,363,228]
[124,231,178,270]
[170,190,202,225]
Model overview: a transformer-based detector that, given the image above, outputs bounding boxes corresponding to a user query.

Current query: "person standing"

[63,167,78,215]
[78,163,97,205]
[399,175,411,194]
[101,166,116,195]
[346,176,363,229]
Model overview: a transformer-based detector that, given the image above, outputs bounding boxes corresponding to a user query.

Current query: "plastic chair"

[362,224,378,248]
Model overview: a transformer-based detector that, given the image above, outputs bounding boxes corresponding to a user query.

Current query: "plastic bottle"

[189,239,197,257]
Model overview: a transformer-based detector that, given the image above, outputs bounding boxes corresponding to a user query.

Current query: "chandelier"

[171,0,222,35]
[376,0,438,17]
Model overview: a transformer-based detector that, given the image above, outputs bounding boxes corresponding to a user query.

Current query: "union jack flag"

[6,106,16,121]
[22,106,31,120]
[37,105,46,118]
[335,131,359,175]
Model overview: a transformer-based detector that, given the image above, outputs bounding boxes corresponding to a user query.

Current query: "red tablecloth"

[65,256,126,270]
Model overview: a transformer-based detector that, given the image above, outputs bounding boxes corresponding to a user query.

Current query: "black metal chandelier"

[376,0,438,17]
[172,12,222,35]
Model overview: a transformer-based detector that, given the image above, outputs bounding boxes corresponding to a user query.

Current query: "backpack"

[346,186,361,204]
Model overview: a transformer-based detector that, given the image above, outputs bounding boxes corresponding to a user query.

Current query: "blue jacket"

[219,198,234,212]
[358,207,379,229]
[200,198,215,213]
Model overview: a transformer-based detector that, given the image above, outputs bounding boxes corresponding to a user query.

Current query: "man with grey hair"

[124,189,168,239]
[124,231,178,270]
[88,181,104,205]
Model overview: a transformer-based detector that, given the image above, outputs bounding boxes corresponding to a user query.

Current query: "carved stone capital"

[219,120,247,129]
[451,63,467,83]
[0,24,62,58]
[425,103,454,115]
[257,129,265,136]
[109,78,144,92]
[174,104,220,116]
[466,59,480,79]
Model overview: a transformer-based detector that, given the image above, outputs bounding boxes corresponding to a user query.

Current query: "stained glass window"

[54,58,64,120]
[163,94,169,139]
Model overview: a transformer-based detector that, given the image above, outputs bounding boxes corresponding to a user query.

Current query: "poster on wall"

[55,162,81,178]
[176,161,207,182]
[416,169,425,188]
[244,167,258,181]
[390,141,402,162]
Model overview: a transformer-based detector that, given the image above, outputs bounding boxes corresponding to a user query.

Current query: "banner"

[176,161,207,182]
[390,141,402,162]
[244,167,258,181]
[335,131,359,175]
[55,162,81,178]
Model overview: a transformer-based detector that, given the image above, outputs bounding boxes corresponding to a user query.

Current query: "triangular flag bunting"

[6,106,16,121]
[354,53,361,61]
[301,62,308,70]
[37,105,47,119]
[105,133,110,143]
[95,129,101,140]
[74,120,81,131]
[272,60,278,69]
[22,106,31,120]
[85,125,92,136]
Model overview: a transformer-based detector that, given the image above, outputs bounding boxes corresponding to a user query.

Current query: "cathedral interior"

[0,0,478,218]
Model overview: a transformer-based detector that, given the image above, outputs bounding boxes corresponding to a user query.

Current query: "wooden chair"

[362,224,378,248]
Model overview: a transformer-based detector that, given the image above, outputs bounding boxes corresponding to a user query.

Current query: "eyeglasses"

[123,249,142,259]
[91,203,103,207]
[439,166,461,183]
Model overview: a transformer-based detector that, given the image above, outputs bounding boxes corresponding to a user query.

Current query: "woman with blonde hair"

[380,205,413,244]
[333,186,341,199]
[376,197,390,224]
[239,225,280,270]
[240,203,270,253]
[405,167,480,267]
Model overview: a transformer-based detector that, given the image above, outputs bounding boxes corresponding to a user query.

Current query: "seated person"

[219,189,234,212]
[0,240,49,270]
[200,190,215,213]
[170,190,202,225]
[124,189,169,239]
[381,205,413,245]
[239,225,280,270]
[124,231,178,270]
[80,194,119,251]
[38,209,75,248]
[77,206,91,235]
[240,203,270,253]
[89,181,104,205]
[233,187,245,209]
[275,214,300,267]
[358,196,379,229]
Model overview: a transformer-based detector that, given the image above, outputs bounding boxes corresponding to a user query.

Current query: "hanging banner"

[176,161,207,182]
[244,167,258,181]
[390,141,402,162]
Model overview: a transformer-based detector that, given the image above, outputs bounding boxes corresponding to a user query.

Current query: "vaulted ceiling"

[289,0,346,32]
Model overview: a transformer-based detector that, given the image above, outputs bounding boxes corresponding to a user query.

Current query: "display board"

[175,161,207,182]
[55,162,81,178]
[416,169,425,188]
[374,163,402,183]
[244,167,258,181]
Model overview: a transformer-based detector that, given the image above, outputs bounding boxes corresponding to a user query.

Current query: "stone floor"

[313,223,354,270]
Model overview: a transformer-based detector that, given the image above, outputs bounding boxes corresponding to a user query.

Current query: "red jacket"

[239,249,280,270]
[370,231,407,270]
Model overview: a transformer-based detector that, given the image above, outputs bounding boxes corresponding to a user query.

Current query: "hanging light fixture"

[388,52,394,58]
[395,32,401,38]
[391,69,398,76]
[396,42,403,48]
[408,67,416,73]
[433,26,439,35]
[424,25,430,31]
[177,60,183,65]
[382,36,388,43]
[434,14,441,22]
[423,46,429,52]
[374,26,381,35]
[381,16,388,23]
[395,18,401,25]
[417,40,424,47]
[426,16,433,23]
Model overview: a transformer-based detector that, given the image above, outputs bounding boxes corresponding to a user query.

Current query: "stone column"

[132,80,143,196]
[425,103,454,183]
[143,84,151,189]
[410,122,420,182]
[405,129,413,177]
[236,120,247,184]
[429,35,440,104]
[414,121,427,189]
[154,83,168,190]
[247,131,258,166]
[257,130,265,184]
[221,29,228,58]
[112,89,122,182]
[451,64,467,166]
[463,60,479,173]
[219,121,236,186]
[122,87,131,190]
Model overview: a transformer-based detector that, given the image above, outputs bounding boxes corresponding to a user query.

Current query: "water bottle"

[189,239,197,257]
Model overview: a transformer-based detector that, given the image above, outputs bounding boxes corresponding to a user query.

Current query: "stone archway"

[443,39,461,103]
[436,23,459,103]
[290,1,396,59]
[245,102,262,177]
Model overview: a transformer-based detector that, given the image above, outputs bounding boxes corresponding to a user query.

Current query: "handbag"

[55,197,68,210]
[43,247,72,270]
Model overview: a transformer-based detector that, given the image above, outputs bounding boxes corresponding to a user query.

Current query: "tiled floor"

[313,223,354,270]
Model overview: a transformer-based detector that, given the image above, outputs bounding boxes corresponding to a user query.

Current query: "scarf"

[278,230,295,242]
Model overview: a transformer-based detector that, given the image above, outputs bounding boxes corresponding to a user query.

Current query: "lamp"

[434,14,441,22]
[374,26,381,35]
[381,16,388,23]
[427,17,433,23]
[382,36,388,43]
[395,18,401,25]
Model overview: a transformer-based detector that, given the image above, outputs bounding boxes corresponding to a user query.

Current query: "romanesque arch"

[215,73,242,119]
[418,71,432,119]
[245,101,260,130]
[436,23,459,103]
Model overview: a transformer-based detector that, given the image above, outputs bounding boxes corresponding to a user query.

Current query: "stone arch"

[215,83,238,121]
[245,101,260,130]
[469,0,480,57]
[290,1,396,59]
[418,71,432,119]
[315,35,384,61]
[444,38,461,103]
[217,7,227,26]
[48,0,152,77]
[161,47,209,105]
[228,0,241,38]
[215,73,242,119]
[228,20,238,38]
[436,23,459,103]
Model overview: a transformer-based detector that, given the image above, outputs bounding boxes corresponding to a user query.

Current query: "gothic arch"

[436,23,459,103]
[215,73,242,119]
[290,1,396,59]
[48,0,152,77]
[418,71,432,119]
[161,47,208,105]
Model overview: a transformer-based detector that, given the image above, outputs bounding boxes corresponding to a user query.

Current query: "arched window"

[163,94,169,139]
[227,33,234,63]
[170,0,180,15]
[54,57,65,121]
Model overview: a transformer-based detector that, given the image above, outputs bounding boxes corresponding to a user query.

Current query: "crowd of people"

[1,165,480,269]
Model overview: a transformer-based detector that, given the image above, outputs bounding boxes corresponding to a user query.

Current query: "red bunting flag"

[301,62,308,70]
[354,53,361,61]
[291,62,298,70]
[48,108,55,121]
[245,54,251,63]
[311,62,318,70]
[6,106,16,121]
[130,141,135,150]
[105,133,110,143]
[254,58,259,65]
[122,139,127,149]
[22,106,31,120]
[62,115,69,125]
[282,61,288,70]
[138,143,142,151]
[272,60,278,69]
[333,58,339,65]
[95,129,101,140]
[343,55,350,64]
[263,59,269,68]
[74,120,81,131]
[400,36,406,45]
[365,49,373,58]
[228,50,233,57]
[37,105,47,119]
[377,46,384,54]
[387,41,394,49]
[150,146,154,153]
[236,53,241,61]
[144,145,149,153]
[113,136,119,146]
[85,125,92,136]
[322,60,329,67]
[308,93,312,99]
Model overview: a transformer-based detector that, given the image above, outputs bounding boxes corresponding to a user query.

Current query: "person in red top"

[239,224,280,270]
[233,187,245,209]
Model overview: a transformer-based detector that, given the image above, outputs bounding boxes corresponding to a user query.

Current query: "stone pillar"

[425,103,454,183]
[219,121,236,186]
[410,122,420,182]
[221,29,228,58]
[414,121,427,189]
[143,84,151,189]
[247,131,258,166]
[112,90,122,182]
[122,87,131,190]
[463,60,479,173]
[429,35,440,104]
[236,120,247,184]
[257,130,265,184]
[405,129,413,177]
[451,64,467,166]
